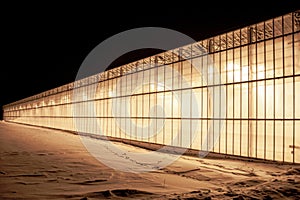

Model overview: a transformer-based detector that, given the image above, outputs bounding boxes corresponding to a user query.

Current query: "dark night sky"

[1,2,299,119]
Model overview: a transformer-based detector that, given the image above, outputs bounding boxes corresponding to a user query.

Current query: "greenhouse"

[3,10,300,163]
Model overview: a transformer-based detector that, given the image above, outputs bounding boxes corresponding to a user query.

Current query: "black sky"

[1,2,300,119]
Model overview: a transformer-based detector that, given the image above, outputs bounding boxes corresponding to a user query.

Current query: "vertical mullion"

[155,58,158,144]
[292,13,295,164]
[232,33,235,155]
[135,67,138,140]
[212,39,215,152]
[101,82,103,135]
[128,71,131,140]
[190,46,193,149]
[200,50,203,151]
[106,78,110,136]
[142,61,144,140]
[116,74,119,138]
[180,51,183,147]
[109,79,112,136]
[110,79,112,137]
[171,52,174,146]
[125,69,128,140]
[225,34,228,155]
[282,16,286,163]
[163,56,166,145]
[240,29,243,156]
[207,45,209,152]
[248,27,252,158]
[264,21,267,160]
[255,24,258,159]
[111,80,114,137]
[219,36,222,154]
[148,62,151,142]
[120,71,123,138]
[272,18,276,161]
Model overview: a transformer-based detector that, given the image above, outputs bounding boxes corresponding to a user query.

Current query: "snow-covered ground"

[0,121,299,199]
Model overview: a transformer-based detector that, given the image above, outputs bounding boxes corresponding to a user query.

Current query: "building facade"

[3,11,300,163]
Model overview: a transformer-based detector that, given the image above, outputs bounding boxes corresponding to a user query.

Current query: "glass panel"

[191,57,203,87]
[234,48,241,82]
[296,77,300,119]
[213,119,221,153]
[135,118,143,140]
[234,84,241,118]
[249,120,256,158]
[275,79,283,119]
[133,72,141,95]
[221,51,227,84]
[142,119,149,142]
[182,60,191,88]
[137,95,143,118]
[157,66,164,92]
[226,50,235,83]
[295,33,300,75]
[207,119,214,152]
[257,120,265,159]
[227,85,233,118]
[149,118,157,143]
[164,92,172,118]
[164,119,172,146]
[156,118,164,145]
[285,78,293,119]
[191,120,201,150]
[266,80,274,119]
[173,119,180,147]
[257,81,265,119]
[227,120,233,155]
[107,118,112,137]
[266,39,274,78]
[284,120,293,163]
[192,88,202,119]
[181,119,191,148]
[143,70,150,93]
[121,98,126,117]
[214,52,221,85]
[143,94,150,117]
[150,68,157,92]
[257,42,265,80]
[110,118,119,137]
[173,91,181,118]
[241,46,249,82]
[250,45,257,81]
[284,35,293,76]
[107,99,112,117]
[201,120,208,151]
[173,62,180,90]
[295,121,300,163]
[203,88,208,118]
[249,82,256,119]
[157,93,164,118]
[266,121,274,160]
[227,32,233,49]
[181,89,191,118]
[283,13,293,35]
[275,121,283,161]
[234,120,241,156]
[241,120,248,157]
[275,37,283,77]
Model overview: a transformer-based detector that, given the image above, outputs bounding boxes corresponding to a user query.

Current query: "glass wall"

[3,11,300,163]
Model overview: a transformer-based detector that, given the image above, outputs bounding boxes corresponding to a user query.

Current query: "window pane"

[285,78,293,119]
